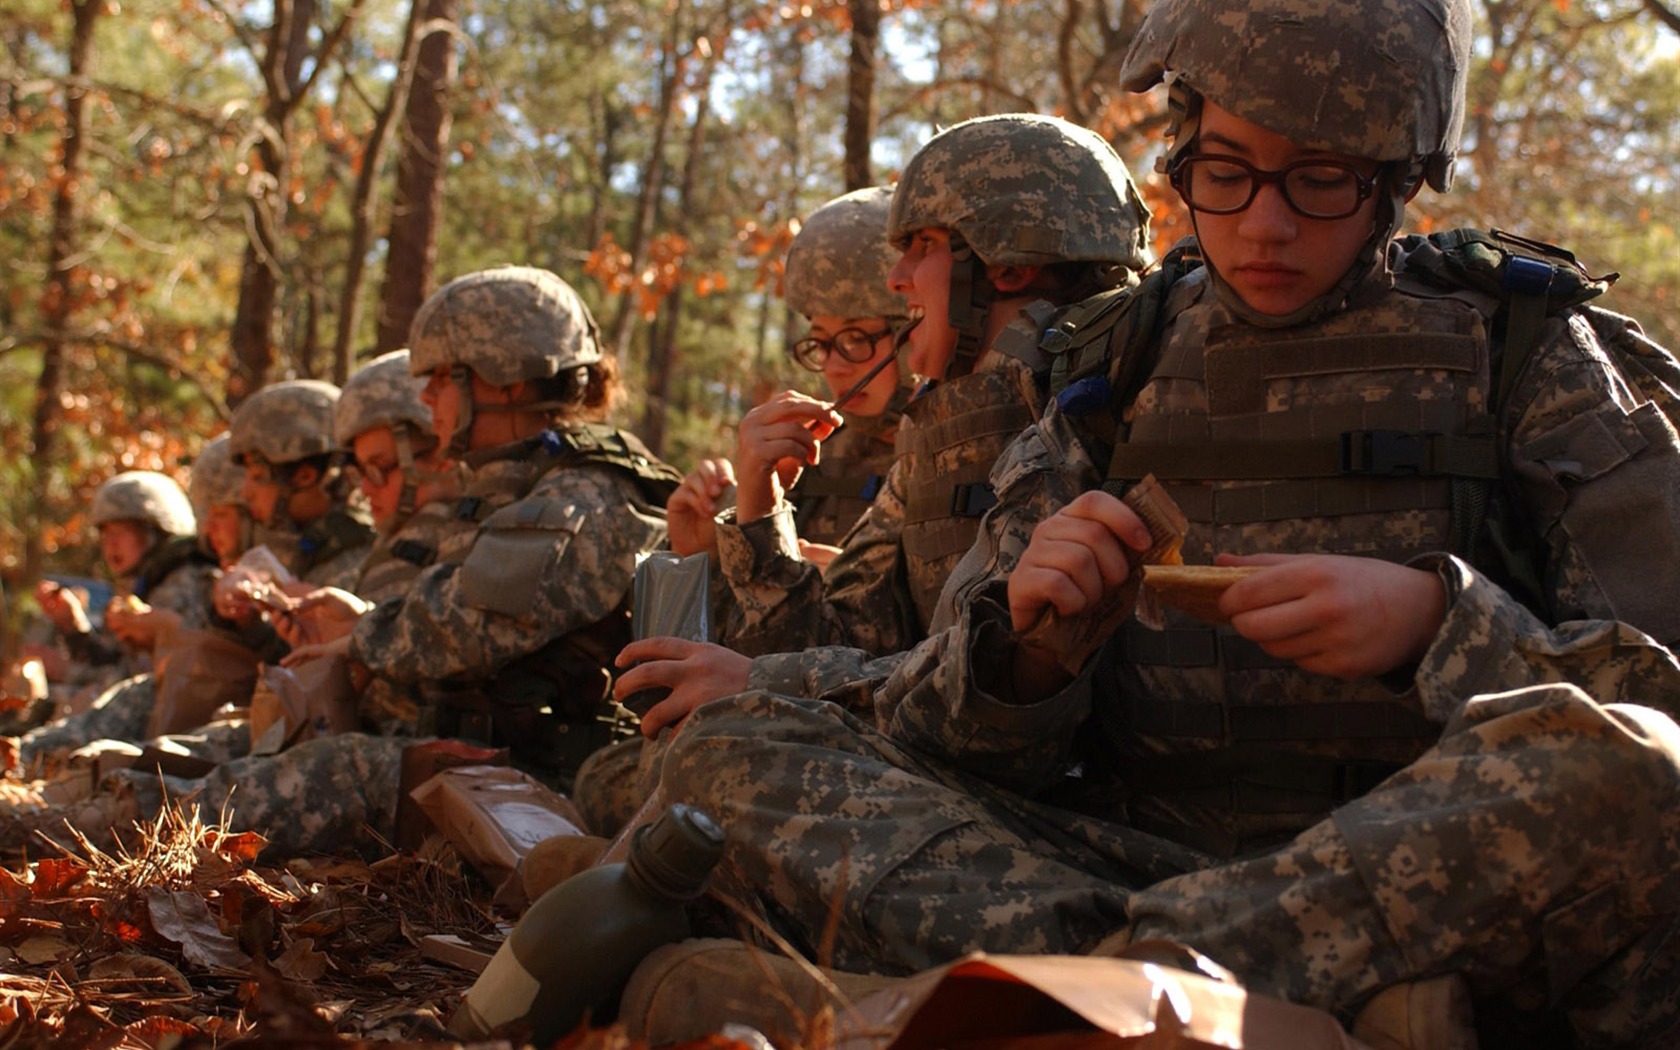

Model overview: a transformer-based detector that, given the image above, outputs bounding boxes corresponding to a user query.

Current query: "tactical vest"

[295,507,377,580]
[354,503,461,605]
[790,416,895,547]
[898,305,1056,628]
[131,535,212,603]
[1085,273,1508,856]
[453,423,682,526]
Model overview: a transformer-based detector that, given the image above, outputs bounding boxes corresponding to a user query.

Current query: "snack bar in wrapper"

[620,551,711,716]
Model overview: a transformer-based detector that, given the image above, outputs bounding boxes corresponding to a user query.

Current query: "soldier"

[276,267,680,796]
[189,434,254,567]
[639,0,1680,1044]
[226,379,376,594]
[11,471,219,770]
[671,187,912,568]
[620,115,1151,737]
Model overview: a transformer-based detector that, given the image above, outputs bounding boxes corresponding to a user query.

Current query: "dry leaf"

[29,857,88,898]
[273,936,329,982]
[86,953,193,995]
[147,888,250,972]
[15,934,71,964]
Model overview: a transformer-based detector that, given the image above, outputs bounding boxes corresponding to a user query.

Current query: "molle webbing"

[899,395,1036,563]
[792,471,884,502]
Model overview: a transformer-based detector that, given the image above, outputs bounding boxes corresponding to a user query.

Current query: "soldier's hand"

[667,457,736,557]
[1007,492,1153,700]
[733,390,843,524]
[272,587,370,648]
[1218,553,1447,679]
[107,603,178,649]
[34,580,90,636]
[613,637,751,738]
[797,540,842,571]
[280,633,354,668]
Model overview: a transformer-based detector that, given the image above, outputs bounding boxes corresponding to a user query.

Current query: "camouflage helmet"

[189,433,246,519]
[408,266,603,387]
[1119,0,1472,192]
[91,470,196,538]
[785,187,907,323]
[887,113,1150,271]
[228,379,342,466]
[335,349,433,449]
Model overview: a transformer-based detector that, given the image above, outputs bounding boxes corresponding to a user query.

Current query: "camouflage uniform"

[229,380,376,592]
[781,186,911,549]
[349,267,678,785]
[716,116,1151,663]
[648,2,1680,1044]
[188,433,252,563]
[20,473,219,764]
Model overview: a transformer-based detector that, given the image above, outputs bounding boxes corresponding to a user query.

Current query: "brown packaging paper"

[248,657,358,754]
[838,953,1368,1050]
[409,764,587,884]
[146,626,261,739]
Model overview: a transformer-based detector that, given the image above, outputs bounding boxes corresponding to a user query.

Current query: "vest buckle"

[1339,430,1429,477]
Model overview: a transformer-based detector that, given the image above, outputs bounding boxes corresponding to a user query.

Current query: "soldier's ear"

[290,462,321,489]
[986,264,1042,293]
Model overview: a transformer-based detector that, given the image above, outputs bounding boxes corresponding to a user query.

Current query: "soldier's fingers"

[1060,490,1153,552]
[616,636,707,668]
[639,690,708,738]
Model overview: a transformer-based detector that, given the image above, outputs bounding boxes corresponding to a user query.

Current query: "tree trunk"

[642,15,726,454]
[606,0,686,362]
[333,0,429,381]
[23,0,101,599]
[842,0,879,191]
[376,0,458,355]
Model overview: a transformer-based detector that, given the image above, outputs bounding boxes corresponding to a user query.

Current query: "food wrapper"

[248,657,357,754]
[621,551,711,716]
[1017,476,1187,676]
[1138,565,1264,625]
[835,952,1364,1050]
[410,764,587,884]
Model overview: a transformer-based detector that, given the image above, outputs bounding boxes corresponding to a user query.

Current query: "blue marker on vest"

[1056,374,1110,417]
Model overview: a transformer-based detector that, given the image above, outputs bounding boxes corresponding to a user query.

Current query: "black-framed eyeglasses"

[347,460,396,489]
[1169,153,1380,220]
[790,326,894,372]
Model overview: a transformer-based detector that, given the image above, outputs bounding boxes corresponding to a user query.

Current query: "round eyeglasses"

[1170,154,1379,220]
[790,326,894,372]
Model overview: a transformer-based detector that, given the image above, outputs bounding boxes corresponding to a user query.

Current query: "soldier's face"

[205,505,245,564]
[807,314,899,417]
[1185,102,1382,317]
[351,428,406,528]
[888,228,959,382]
[98,521,151,577]
[421,367,459,444]
[241,460,282,525]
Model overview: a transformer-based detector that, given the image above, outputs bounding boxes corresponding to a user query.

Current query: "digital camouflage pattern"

[228,380,342,466]
[715,310,1052,661]
[253,506,377,593]
[16,674,158,766]
[649,243,1680,1043]
[112,731,410,859]
[408,266,603,385]
[349,438,668,747]
[885,113,1150,270]
[787,412,897,549]
[784,186,907,324]
[92,471,196,536]
[189,434,247,518]
[334,349,433,448]
[1120,0,1472,192]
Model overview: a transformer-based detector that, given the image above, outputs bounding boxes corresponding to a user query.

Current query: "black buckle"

[949,482,998,518]
[1339,430,1429,477]
[390,539,436,567]
[454,496,484,521]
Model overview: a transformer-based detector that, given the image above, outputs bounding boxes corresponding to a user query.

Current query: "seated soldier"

[669,186,913,572]
[626,0,1680,1045]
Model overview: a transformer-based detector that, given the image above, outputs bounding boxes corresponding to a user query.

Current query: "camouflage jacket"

[715,306,1055,664]
[868,262,1680,857]
[65,536,218,674]
[348,441,669,690]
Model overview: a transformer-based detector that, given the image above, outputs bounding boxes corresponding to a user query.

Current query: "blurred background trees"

[2,0,1677,602]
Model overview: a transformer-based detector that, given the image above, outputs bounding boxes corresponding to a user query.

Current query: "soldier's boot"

[519,831,610,900]
[1351,974,1478,1050]
[619,937,900,1046]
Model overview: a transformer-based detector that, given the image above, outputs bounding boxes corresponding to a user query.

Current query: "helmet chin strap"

[942,232,997,381]
[446,364,477,458]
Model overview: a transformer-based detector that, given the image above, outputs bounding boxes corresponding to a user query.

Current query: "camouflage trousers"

[110,733,411,859]
[19,674,156,766]
[18,674,251,770]
[573,733,670,837]
[659,684,1680,1047]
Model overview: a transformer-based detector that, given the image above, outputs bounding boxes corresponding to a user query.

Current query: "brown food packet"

[1016,475,1188,677]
